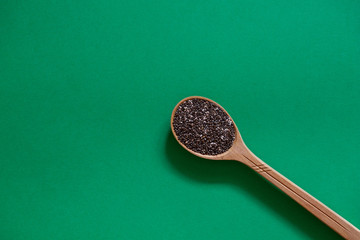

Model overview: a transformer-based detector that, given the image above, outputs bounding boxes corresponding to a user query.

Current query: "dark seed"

[172,98,235,155]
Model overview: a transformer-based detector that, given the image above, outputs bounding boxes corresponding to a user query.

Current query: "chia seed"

[172,98,236,155]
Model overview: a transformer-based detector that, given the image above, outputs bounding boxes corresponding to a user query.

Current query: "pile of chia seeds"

[172,98,236,155]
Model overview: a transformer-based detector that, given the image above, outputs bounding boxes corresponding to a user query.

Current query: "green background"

[1,0,359,239]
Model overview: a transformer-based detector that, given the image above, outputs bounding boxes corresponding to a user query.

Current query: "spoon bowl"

[170,96,360,240]
[171,96,244,161]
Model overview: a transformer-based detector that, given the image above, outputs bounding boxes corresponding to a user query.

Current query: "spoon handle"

[238,151,360,239]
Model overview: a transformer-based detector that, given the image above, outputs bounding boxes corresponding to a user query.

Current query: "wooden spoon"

[170,96,360,240]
